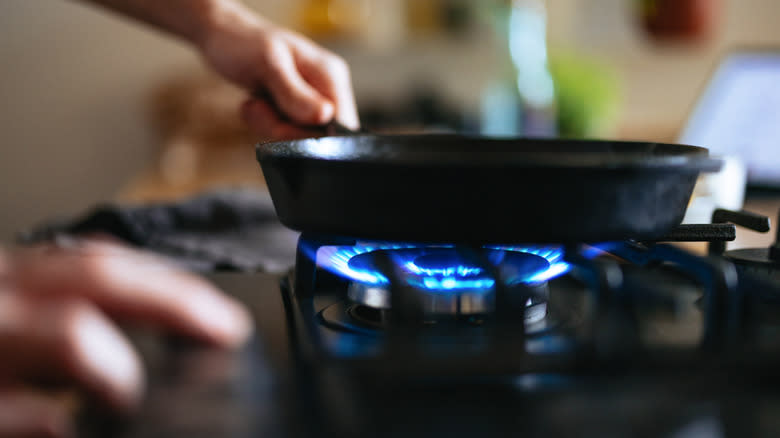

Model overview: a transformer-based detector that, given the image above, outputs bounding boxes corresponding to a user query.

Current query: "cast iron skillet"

[256,135,722,244]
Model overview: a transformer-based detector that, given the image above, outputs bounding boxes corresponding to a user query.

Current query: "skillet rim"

[256,134,722,171]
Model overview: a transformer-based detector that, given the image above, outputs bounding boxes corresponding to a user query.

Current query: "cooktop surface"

[89,266,780,438]
[83,204,780,438]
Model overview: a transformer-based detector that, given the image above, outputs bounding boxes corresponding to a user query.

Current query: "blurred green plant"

[474,1,621,138]
[549,51,622,138]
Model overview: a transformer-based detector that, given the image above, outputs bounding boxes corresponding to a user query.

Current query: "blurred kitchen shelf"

[117,146,266,204]
[617,120,680,143]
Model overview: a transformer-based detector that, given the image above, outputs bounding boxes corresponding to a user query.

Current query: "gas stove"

[113,207,780,438]
[274,208,780,438]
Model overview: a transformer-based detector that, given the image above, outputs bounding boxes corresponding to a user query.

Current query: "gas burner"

[313,245,569,315]
[345,248,551,314]
[314,243,570,287]
[346,281,549,315]
[319,299,553,335]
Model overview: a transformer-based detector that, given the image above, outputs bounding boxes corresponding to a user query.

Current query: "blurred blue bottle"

[481,0,557,137]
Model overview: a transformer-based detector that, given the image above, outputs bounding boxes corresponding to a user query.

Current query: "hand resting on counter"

[0,239,252,438]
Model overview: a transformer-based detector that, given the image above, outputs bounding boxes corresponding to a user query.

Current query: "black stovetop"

[92,208,780,438]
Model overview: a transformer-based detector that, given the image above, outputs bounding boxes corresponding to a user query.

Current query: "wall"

[550,0,780,135]
[1,0,779,241]
[0,1,285,241]
[0,2,189,241]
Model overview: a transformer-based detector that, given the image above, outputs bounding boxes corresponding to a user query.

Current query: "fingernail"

[190,291,253,348]
[73,312,144,410]
[317,102,335,124]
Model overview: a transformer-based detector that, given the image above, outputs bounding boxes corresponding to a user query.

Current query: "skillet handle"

[251,89,363,136]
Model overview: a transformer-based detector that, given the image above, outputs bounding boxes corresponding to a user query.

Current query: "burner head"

[724,248,780,282]
[313,244,570,315]
[348,248,550,292]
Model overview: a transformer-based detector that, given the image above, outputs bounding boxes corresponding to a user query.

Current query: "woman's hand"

[0,240,252,437]
[198,3,359,139]
[86,0,359,140]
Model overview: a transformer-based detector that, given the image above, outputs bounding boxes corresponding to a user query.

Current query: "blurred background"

[1,0,779,241]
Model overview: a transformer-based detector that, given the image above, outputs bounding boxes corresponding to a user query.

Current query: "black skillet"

[256,134,721,244]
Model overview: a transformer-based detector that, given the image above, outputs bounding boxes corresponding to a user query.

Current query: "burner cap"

[342,247,555,315]
[347,248,551,292]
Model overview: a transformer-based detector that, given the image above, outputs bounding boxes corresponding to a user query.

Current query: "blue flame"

[580,242,619,259]
[403,261,484,278]
[486,245,571,284]
[414,277,497,292]
[315,243,571,291]
[313,242,422,286]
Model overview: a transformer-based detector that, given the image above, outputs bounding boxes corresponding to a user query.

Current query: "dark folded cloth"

[20,188,299,273]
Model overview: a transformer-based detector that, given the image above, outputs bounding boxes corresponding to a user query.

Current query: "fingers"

[297,51,360,131]
[240,99,327,140]
[0,293,143,411]
[262,39,335,126]
[8,241,252,350]
[0,390,74,438]
[0,240,253,418]
[200,15,357,133]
